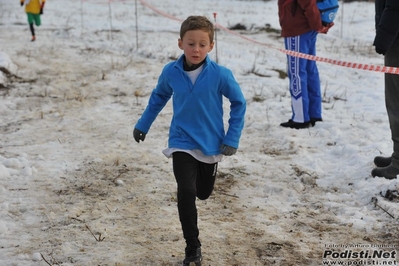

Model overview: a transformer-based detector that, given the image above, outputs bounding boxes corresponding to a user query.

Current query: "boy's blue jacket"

[135,55,246,156]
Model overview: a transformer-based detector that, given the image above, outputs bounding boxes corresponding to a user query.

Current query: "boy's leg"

[27,13,34,25]
[306,31,322,120]
[196,162,217,200]
[27,13,36,41]
[27,13,35,35]
[172,152,201,248]
[29,23,35,37]
[285,35,309,123]
[33,14,41,26]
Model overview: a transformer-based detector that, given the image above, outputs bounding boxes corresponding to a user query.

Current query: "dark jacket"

[278,0,322,37]
[373,0,399,52]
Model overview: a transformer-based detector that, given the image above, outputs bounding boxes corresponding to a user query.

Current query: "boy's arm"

[134,72,173,141]
[40,0,45,14]
[224,96,246,148]
[221,70,246,149]
[135,89,171,133]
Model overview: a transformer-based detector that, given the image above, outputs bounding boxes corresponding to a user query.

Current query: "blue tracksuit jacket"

[135,55,246,156]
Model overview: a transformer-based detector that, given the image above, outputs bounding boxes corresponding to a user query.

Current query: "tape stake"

[213,12,218,64]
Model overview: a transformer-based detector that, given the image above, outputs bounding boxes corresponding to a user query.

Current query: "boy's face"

[178,30,214,67]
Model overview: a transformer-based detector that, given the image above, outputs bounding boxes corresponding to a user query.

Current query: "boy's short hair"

[180,16,214,43]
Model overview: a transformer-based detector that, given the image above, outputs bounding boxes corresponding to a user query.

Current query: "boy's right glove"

[220,144,237,156]
[40,2,45,14]
[20,2,24,6]
[133,128,146,143]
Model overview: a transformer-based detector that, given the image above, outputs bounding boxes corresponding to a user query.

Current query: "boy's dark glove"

[21,2,24,6]
[375,47,386,55]
[133,128,146,143]
[40,2,45,14]
[220,144,237,156]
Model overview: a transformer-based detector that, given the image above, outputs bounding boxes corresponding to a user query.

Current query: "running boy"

[20,0,46,42]
[133,16,246,265]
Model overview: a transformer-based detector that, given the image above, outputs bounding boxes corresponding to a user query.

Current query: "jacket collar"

[175,54,210,71]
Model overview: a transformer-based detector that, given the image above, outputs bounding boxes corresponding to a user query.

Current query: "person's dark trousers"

[172,152,217,248]
[385,37,399,168]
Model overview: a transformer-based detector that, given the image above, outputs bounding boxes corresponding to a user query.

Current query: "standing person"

[371,0,399,179]
[277,0,333,129]
[132,16,246,265]
[20,0,46,42]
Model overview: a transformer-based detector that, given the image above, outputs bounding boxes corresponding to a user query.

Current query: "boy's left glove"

[220,144,237,156]
[133,128,146,143]
[20,1,24,6]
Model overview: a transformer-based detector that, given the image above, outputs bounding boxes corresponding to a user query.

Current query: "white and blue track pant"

[284,30,322,123]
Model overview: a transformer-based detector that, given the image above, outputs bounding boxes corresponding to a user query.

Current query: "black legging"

[172,152,217,247]
[29,23,35,37]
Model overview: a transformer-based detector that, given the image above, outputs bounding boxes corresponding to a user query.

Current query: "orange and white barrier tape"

[138,0,399,75]
[138,0,182,22]
[216,23,399,75]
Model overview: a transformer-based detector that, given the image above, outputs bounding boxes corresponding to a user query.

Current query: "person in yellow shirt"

[20,0,46,42]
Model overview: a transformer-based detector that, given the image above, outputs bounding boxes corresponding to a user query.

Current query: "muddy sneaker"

[371,165,399,180]
[373,156,392,168]
[183,246,202,266]
[31,36,36,42]
[280,119,311,129]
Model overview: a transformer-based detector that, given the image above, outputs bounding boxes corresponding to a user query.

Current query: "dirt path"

[1,14,399,266]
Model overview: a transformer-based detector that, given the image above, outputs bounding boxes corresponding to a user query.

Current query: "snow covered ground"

[0,0,398,265]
